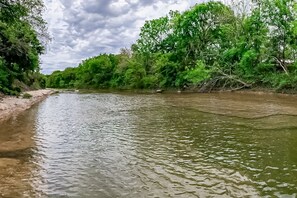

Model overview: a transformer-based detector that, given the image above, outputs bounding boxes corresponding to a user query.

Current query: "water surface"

[0,92,297,197]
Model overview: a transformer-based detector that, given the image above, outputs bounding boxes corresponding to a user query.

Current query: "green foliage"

[184,61,211,85]
[46,0,297,92]
[136,16,171,54]
[75,54,115,88]
[123,61,146,89]
[153,53,179,88]
[0,0,47,94]
[22,93,32,99]
[0,57,9,91]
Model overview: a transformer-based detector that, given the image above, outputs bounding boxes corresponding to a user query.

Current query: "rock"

[156,89,163,93]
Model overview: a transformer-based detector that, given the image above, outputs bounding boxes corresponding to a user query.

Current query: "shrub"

[22,93,32,99]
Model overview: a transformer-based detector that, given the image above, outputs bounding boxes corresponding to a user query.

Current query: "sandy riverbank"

[0,89,54,122]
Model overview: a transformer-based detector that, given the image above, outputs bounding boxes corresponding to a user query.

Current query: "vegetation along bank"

[0,0,48,95]
[46,1,297,93]
[0,1,53,121]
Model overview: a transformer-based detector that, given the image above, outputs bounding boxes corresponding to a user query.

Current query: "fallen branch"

[273,56,289,76]
[198,70,252,92]
[217,70,252,88]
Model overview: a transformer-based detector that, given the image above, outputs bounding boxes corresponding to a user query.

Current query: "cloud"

[41,0,197,74]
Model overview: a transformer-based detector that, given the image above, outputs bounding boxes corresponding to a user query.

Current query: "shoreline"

[48,86,297,97]
[0,89,54,123]
[70,87,297,96]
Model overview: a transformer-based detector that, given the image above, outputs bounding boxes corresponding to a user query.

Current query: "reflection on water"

[0,107,39,197]
[0,92,297,197]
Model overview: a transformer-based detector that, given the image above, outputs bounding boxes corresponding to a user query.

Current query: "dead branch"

[217,70,252,88]
[198,70,252,92]
[273,56,289,76]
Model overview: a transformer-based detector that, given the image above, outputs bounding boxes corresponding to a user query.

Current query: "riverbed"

[0,92,297,197]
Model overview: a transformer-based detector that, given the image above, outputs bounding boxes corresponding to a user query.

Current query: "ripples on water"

[1,92,297,197]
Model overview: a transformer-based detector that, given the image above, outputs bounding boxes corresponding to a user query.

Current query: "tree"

[261,0,297,74]
[0,0,47,94]
[46,0,297,92]
[172,2,235,67]
[136,16,171,54]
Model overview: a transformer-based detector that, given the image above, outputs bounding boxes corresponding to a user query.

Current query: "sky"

[40,0,204,74]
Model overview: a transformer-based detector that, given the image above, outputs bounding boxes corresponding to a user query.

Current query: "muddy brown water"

[0,92,297,197]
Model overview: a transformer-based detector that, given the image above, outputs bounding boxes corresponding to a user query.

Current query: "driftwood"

[218,70,252,88]
[198,70,252,93]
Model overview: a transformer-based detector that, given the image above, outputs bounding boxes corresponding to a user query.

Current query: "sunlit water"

[1,92,297,197]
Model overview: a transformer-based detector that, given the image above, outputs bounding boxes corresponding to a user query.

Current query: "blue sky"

[40,0,203,74]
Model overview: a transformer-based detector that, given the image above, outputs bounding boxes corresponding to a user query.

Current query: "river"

[0,92,297,197]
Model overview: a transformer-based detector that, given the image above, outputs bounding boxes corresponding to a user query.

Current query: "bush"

[22,93,32,99]
[184,61,211,85]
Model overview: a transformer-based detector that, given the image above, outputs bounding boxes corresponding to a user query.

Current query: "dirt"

[0,89,54,123]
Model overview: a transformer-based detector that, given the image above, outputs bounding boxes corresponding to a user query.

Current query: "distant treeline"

[47,1,297,91]
[0,0,48,95]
